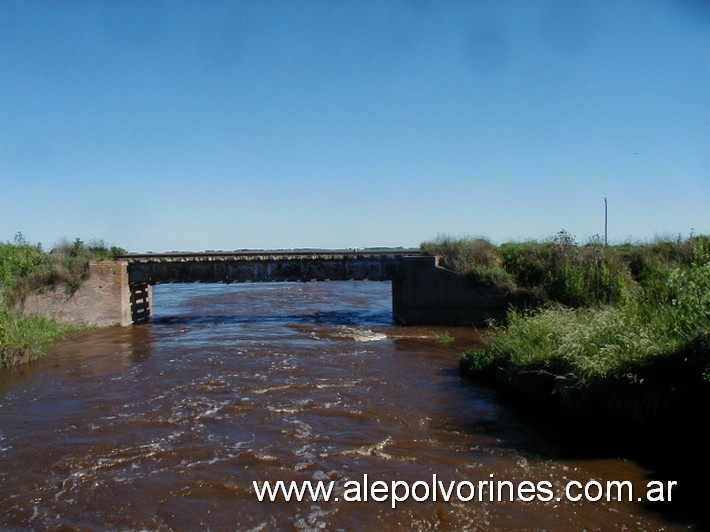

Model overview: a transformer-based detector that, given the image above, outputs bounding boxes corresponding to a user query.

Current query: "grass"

[460,236,710,423]
[498,235,637,307]
[0,301,71,368]
[421,236,516,290]
[422,231,697,309]
[436,331,455,345]
[0,234,126,367]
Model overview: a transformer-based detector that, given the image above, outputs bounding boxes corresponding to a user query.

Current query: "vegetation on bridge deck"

[423,233,710,425]
[0,235,126,367]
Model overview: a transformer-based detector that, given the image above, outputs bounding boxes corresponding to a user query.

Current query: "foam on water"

[335,326,388,342]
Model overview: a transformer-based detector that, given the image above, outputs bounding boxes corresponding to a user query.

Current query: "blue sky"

[1,1,708,252]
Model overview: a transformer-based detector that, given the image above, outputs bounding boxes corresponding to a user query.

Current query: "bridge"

[122,249,419,284]
[120,249,423,324]
[23,250,510,328]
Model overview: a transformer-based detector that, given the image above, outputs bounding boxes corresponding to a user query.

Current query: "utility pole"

[604,196,609,246]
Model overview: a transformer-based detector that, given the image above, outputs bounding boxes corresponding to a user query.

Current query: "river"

[0,282,692,529]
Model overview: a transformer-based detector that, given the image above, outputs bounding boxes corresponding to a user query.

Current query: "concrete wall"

[391,256,509,326]
[22,261,133,327]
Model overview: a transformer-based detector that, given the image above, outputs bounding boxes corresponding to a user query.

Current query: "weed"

[436,331,455,345]
[0,300,71,368]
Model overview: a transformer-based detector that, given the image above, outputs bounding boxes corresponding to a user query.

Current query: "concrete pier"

[22,261,133,327]
[391,255,508,326]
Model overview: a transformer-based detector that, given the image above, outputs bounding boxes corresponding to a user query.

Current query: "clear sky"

[1,1,708,252]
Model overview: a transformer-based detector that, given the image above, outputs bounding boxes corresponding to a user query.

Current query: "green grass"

[460,237,710,422]
[498,237,637,307]
[422,232,700,310]
[0,300,71,368]
[436,331,455,345]
[421,236,517,290]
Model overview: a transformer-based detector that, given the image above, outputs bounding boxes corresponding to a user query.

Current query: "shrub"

[422,236,499,272]
[423,233,643,308]
[0,243,45,291]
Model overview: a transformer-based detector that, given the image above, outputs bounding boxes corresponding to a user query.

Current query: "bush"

[499,238,636,307]
[0,242,45,291]
[422,236,499,272]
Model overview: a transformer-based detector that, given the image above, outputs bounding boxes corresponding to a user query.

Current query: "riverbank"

[0,302,71,368]
[452,235,709,425]
[445,234,709,527]
[0,236,125,367]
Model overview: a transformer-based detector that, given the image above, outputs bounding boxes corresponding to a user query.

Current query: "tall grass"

[499,238,636,307]
[0,241,45,291]
[421,236,516,289]
[0,301,70,368]
[421,232,698,309]
[460,237,710,422]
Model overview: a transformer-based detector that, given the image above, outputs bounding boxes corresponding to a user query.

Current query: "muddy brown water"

[0,282,694,529]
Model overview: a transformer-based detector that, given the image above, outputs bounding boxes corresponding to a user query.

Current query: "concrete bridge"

[23,250,510,328]
[124,249,417,284]
[122,250,419,324]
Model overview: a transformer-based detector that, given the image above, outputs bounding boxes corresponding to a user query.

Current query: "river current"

[0,282,691,529]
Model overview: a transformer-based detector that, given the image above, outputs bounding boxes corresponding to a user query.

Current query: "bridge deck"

[120,249,426,284]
